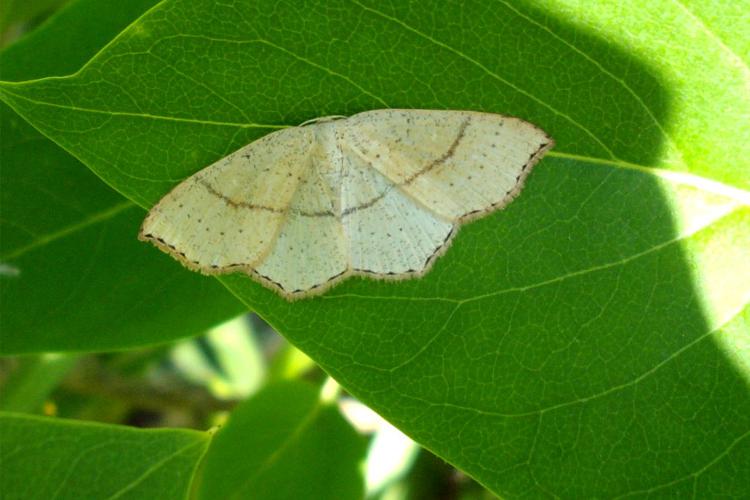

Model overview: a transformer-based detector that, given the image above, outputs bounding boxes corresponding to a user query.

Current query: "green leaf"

[0,355,79,412]
[0,412,209,499]
[0,0,159,81]
[1,0,748,496]
[0,0,245,354]
[0,384,366,499]
[196,381,366,499]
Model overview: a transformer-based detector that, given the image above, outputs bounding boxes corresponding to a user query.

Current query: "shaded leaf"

[0,412,209,500]
[0,0,244,354]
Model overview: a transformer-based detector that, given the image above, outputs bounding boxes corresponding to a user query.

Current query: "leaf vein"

[1,201,135,261]
[0,85,286,130]
[494,0,687,167]
[404,306,743,419]
[154,33,390,108]
[350,0,617,159]
[146,51,252,122]
[613,429,750,498]
[107,439,206,500]
[671,0,750,75]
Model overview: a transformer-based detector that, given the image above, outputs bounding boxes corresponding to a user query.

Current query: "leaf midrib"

[2,131,745,266]
[2,85,747,200]
[0,85,285,130]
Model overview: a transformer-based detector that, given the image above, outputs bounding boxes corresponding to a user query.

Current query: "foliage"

[1,0,748,498]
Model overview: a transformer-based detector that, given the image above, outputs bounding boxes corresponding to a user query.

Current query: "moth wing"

[343,109,553,221]
[139,127,313,273]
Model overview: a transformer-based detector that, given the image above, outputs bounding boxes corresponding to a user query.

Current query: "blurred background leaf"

[0,0,245,354]
[0,0,69,46]
[195,381,367,500]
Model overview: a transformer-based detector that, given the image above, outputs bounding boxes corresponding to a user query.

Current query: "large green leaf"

[0,0,245,354]
[1,0,748,496]
[0,412,209,499]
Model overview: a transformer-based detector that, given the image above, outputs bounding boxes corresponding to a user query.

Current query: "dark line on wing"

[402,117,470,185]
[341,190,386,217]
[198,179,283,213]
[198,179,335,217]
[197,116,518,222]
[341,117,471,217]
